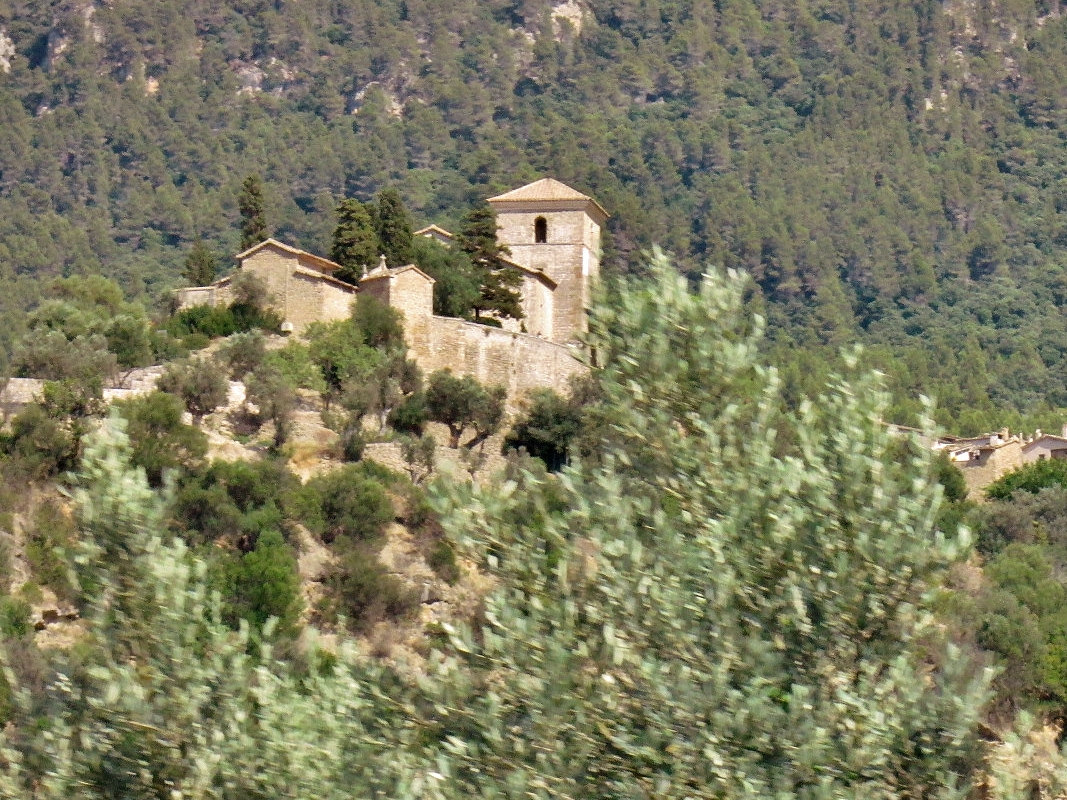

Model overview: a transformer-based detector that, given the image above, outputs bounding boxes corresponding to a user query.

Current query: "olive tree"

[423,252,991,799]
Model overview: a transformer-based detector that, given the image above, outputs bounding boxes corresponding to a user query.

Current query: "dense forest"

[1,0,1067,430]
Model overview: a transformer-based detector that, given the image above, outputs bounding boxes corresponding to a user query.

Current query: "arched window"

[534,216,548,243]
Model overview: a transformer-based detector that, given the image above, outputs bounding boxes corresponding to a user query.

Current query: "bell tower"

[488,178,608,344]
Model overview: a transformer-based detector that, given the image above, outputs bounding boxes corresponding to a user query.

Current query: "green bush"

[339,427,365,462]
[427,539,459,585]
[265,341,326,392]
[166,304,239,339]
[986,458,1067,500]
[165,301,281,342]
[25,501,76,601]
[158,357,229,424]
[0,597,32,639]
[1,405,80,480]
[170,459,299,548]
[502,388,584,471]
[116,392,208,487]
[326,543,416,630]
[220,331,267,379]
[387,391,427,435]
[218,529,302,635]
[298,465,393,544]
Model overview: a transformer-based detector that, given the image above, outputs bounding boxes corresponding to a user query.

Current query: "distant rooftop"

[488,178,609,221]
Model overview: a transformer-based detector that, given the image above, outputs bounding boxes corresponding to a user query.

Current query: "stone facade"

[359,263,436,358]
[488,178,608,344]
[175,239,357,335]
[936,431,1024,497]
[1021,430,1067,463]
[419,317,587,403]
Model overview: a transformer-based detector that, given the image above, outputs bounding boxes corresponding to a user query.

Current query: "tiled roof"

[359,263,436,285]
[414,224,454,241]
[235,238,343,273]
[488,178,591,202]
[488,178,609,220]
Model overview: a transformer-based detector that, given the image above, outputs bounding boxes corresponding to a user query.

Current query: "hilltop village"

[175,178,603,403]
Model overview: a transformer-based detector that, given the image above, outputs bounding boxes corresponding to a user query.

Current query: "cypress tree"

[330,198,378,285]
[456,204,523,321]
[238,173,269,250]
[182,238,217,286]
[374,187,414,268]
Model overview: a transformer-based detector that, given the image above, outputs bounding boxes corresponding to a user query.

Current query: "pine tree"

[330,198,378,285]
[456,204,523,321]
[182,238,217,286]
[424,251,991,798]
[238,173,269,250]
[374,187,414,268]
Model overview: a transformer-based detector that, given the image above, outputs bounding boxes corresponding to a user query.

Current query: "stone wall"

[174,285,218,309]
[286,271,356,333]
[411,316,587,406]
[957,441,1023,497]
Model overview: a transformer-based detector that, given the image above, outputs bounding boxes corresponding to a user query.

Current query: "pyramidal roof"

[488,178,608,220]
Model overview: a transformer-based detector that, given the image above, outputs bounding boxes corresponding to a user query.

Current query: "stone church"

[175,178,607,397]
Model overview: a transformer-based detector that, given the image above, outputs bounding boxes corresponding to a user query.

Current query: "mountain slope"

[2,0,1067,430]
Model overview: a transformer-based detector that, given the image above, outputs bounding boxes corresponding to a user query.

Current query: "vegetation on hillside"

[1,1,1067,430]
[0,254,1024,797]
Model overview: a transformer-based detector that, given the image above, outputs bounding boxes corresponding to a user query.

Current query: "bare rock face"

[234,62,266,94]
[0,28,14,74]
[551,0,585,39]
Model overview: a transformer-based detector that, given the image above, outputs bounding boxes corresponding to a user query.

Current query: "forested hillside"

[2,0,1067,430]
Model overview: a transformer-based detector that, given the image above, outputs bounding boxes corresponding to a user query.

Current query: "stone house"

[935,429,1023,496]
[175,238,357,335]
[1021,427,1067,463]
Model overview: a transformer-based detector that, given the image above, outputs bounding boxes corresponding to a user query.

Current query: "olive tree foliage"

[0,418,423,800]
[158,356,229,425]
[424,252,991,799]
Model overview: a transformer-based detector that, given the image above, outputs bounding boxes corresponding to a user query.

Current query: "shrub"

[116,392,208,487]
[218,529,302,635]
[351,295,404,350]
[387,391,427,435]
[245,363,297,449]
[166,304,239,340]
[502,388,583,471]
[338,427,365,462]
[427,539,459,585]
[299,465,393,544]
[1,404,80,480]
[0,597,32,639]
[25,501,76,601]
[265,341,326,392]
[220,331,267,379]
[986,458,1067,500]
[326,543,416,630]
[158,357,229,424]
